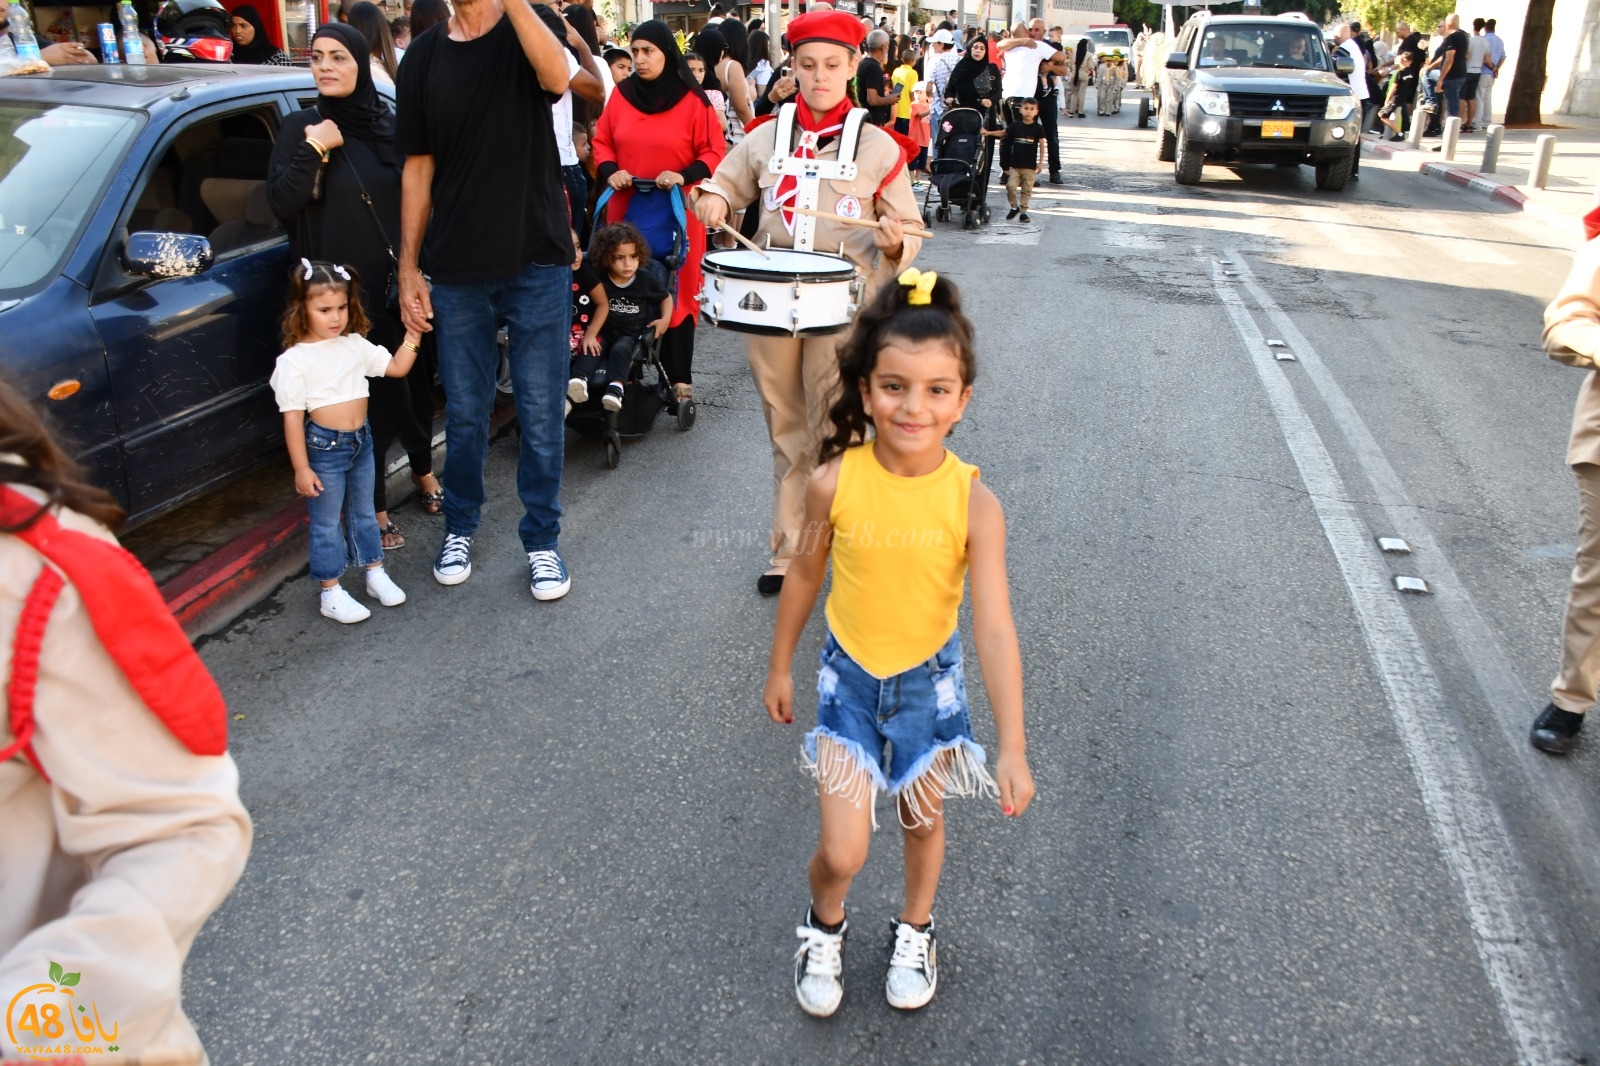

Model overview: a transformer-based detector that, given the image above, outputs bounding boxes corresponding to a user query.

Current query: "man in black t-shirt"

[858,29,898,126]
[396,0,579,600]
[1433,13,1470,120]
[1032,18,1064,184]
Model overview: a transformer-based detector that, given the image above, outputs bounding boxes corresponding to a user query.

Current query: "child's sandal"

[381,522,405,550]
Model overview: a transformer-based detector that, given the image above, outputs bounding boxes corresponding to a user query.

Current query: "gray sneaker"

[884,918,937,1010]
[794,910,847,1018]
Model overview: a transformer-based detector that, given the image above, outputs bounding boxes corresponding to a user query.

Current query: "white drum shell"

[699,249,864,337]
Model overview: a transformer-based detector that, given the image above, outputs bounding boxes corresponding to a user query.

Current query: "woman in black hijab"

[593,19,723,403]
[228,3,291,65]
[945,35,998,112]
[267,22,442,547]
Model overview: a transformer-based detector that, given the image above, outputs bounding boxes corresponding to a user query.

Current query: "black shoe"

[757,573,785,596]
[1047,173,1062,184]
[1018,212,1031,223]
[1005,207,1019,220]
[1531,703,1584,755]
[1388,133,1406,141]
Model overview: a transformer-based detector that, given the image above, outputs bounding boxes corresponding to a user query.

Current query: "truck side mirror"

[1334,53,1355,77]
[1165,50,1190,70]
[122,232,213,279]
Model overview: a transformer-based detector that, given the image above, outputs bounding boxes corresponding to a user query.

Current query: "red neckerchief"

[772,97,855,235]
[0,486,227,778]
[1586,204,1600,242]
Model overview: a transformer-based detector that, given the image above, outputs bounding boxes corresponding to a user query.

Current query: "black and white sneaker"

[794,908,847,1017]
[1006,207,1020,221]
[885,917,937,1010]
[528,548,571,601]
[601,383,625,412]
[433,533,473,585]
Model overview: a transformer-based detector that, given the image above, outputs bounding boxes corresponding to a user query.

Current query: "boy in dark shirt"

[984,97,1043,223]
[1379,50,1419,140]
[572,222,672,412]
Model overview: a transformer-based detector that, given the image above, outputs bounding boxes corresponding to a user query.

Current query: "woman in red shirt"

[593,20,726,404]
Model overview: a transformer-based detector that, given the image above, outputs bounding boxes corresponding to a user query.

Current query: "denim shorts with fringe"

[803,630,997,830]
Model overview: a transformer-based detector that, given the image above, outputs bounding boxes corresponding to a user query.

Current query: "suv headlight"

[1325,94,1357,120]
[1193,89,1229,116]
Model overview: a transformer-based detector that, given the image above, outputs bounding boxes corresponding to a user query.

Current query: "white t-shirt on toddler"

[271,333,393,413]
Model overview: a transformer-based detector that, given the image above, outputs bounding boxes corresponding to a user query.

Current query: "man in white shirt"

[1475,17,1504,127]
[995,20,1050,127]
[1462,18,1490,130]
[1336,23,1368,178]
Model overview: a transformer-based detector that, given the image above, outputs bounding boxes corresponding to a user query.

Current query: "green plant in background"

[909,0,930,28]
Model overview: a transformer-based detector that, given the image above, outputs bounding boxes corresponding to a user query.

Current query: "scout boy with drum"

[693,5,926,597]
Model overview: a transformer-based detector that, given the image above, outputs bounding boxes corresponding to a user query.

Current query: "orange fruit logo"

[5,961,120,1060]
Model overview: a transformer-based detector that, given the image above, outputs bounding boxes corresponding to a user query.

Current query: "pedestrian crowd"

[1327,15,1508,144]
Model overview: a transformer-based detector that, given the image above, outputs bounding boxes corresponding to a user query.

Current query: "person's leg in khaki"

[1534,463,1600,753]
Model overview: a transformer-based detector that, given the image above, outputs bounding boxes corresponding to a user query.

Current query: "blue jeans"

[304,420,383,582]
[431,260,572,552]
[1441,76,1466,117]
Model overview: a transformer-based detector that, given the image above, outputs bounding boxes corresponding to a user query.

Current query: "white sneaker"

[601,384,624,412]
[364,566,406,607]
[567,377,589,403]
[794,911,847,1018]
[885,918,937,1010]
[319,584,370,624]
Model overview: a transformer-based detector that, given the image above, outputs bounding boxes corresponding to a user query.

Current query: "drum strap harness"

[0,486,228,781]
[768,103,868,252]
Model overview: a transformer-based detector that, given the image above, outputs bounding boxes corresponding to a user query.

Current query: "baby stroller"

[924,107,992,229]
[568,179,695,469]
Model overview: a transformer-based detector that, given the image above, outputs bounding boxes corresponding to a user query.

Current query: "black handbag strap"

[311,106,398,266]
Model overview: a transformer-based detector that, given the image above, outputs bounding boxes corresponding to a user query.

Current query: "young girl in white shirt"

[270,259,422,623]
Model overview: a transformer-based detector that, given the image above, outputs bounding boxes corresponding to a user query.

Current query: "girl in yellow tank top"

[763,268,1035,1018]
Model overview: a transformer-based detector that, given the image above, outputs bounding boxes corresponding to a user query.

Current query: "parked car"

[0,63,372,526]
[1150,13,1360,191]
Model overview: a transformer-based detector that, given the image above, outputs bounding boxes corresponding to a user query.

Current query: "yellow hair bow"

[898,268,937,306]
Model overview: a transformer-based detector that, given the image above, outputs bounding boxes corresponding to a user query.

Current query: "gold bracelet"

[305,136,330,162]
[402,338,420,352]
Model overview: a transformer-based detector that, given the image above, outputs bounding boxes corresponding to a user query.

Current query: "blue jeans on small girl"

[804,630,997,830]
[304,420,383,582]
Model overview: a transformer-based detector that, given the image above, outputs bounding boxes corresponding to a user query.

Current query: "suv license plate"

[1260,120,1296,138]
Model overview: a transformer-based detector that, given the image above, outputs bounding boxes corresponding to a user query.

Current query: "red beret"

[786,9,866,50]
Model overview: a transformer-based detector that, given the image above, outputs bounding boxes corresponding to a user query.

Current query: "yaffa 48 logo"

[5,961,121,1058]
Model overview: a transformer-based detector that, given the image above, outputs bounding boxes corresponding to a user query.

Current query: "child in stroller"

[572,221,673,414]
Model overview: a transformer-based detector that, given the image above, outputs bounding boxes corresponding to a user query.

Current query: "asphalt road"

[185,103,1600,1064]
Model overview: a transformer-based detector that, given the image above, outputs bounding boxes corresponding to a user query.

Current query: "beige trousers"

[1553,463,1600,713]
[1005,168,1036,209]
[744,331,844,571]
[1064,81,1087,115]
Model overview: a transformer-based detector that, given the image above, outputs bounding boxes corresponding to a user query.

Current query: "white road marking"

[1212,262,1585,1066]
[1229,253,1600,902]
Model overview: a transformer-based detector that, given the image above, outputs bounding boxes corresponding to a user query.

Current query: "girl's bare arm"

[968,478,1035,816]
[384,330,424,378]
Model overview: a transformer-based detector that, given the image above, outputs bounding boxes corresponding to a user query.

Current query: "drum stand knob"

[790,307,802,332]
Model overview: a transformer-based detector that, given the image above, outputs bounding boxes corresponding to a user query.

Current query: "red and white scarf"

[771,98,855,235]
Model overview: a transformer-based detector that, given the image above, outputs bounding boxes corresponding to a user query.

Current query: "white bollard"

[1531,133,1557,189]
[1442,116,1461,161]
[1407,109,1427,149]
[1481,124,1504,172]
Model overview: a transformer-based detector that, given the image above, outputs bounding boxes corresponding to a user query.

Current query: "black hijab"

[617,19,709,115]
[312,23,398,162]
[695,25,726,91]
[230,4,281,64]
[946,38,993,104]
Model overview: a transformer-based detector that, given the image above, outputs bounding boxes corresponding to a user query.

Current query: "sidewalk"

[1362,112,1600,239]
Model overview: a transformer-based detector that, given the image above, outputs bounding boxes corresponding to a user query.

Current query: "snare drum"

[698,248,864,337]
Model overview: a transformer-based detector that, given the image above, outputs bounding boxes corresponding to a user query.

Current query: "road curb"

[159,402,517,642]
[1360,134,1587,237]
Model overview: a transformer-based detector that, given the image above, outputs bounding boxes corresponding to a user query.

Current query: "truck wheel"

[1157,115,1176,162]
[1137,96,1150,129]
[1174,123,1203,185]
[1314,151,1354,191]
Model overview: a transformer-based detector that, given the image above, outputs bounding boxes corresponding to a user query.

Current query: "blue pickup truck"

[0,63,343,525]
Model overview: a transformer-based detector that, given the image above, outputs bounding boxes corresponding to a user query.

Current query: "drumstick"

[718,222,770,258]
[792,207,936,239]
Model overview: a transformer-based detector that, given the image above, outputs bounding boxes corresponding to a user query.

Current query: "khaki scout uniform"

[699,105,925,572]
[0,489,252,1062]
[1545,235,1600,714]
